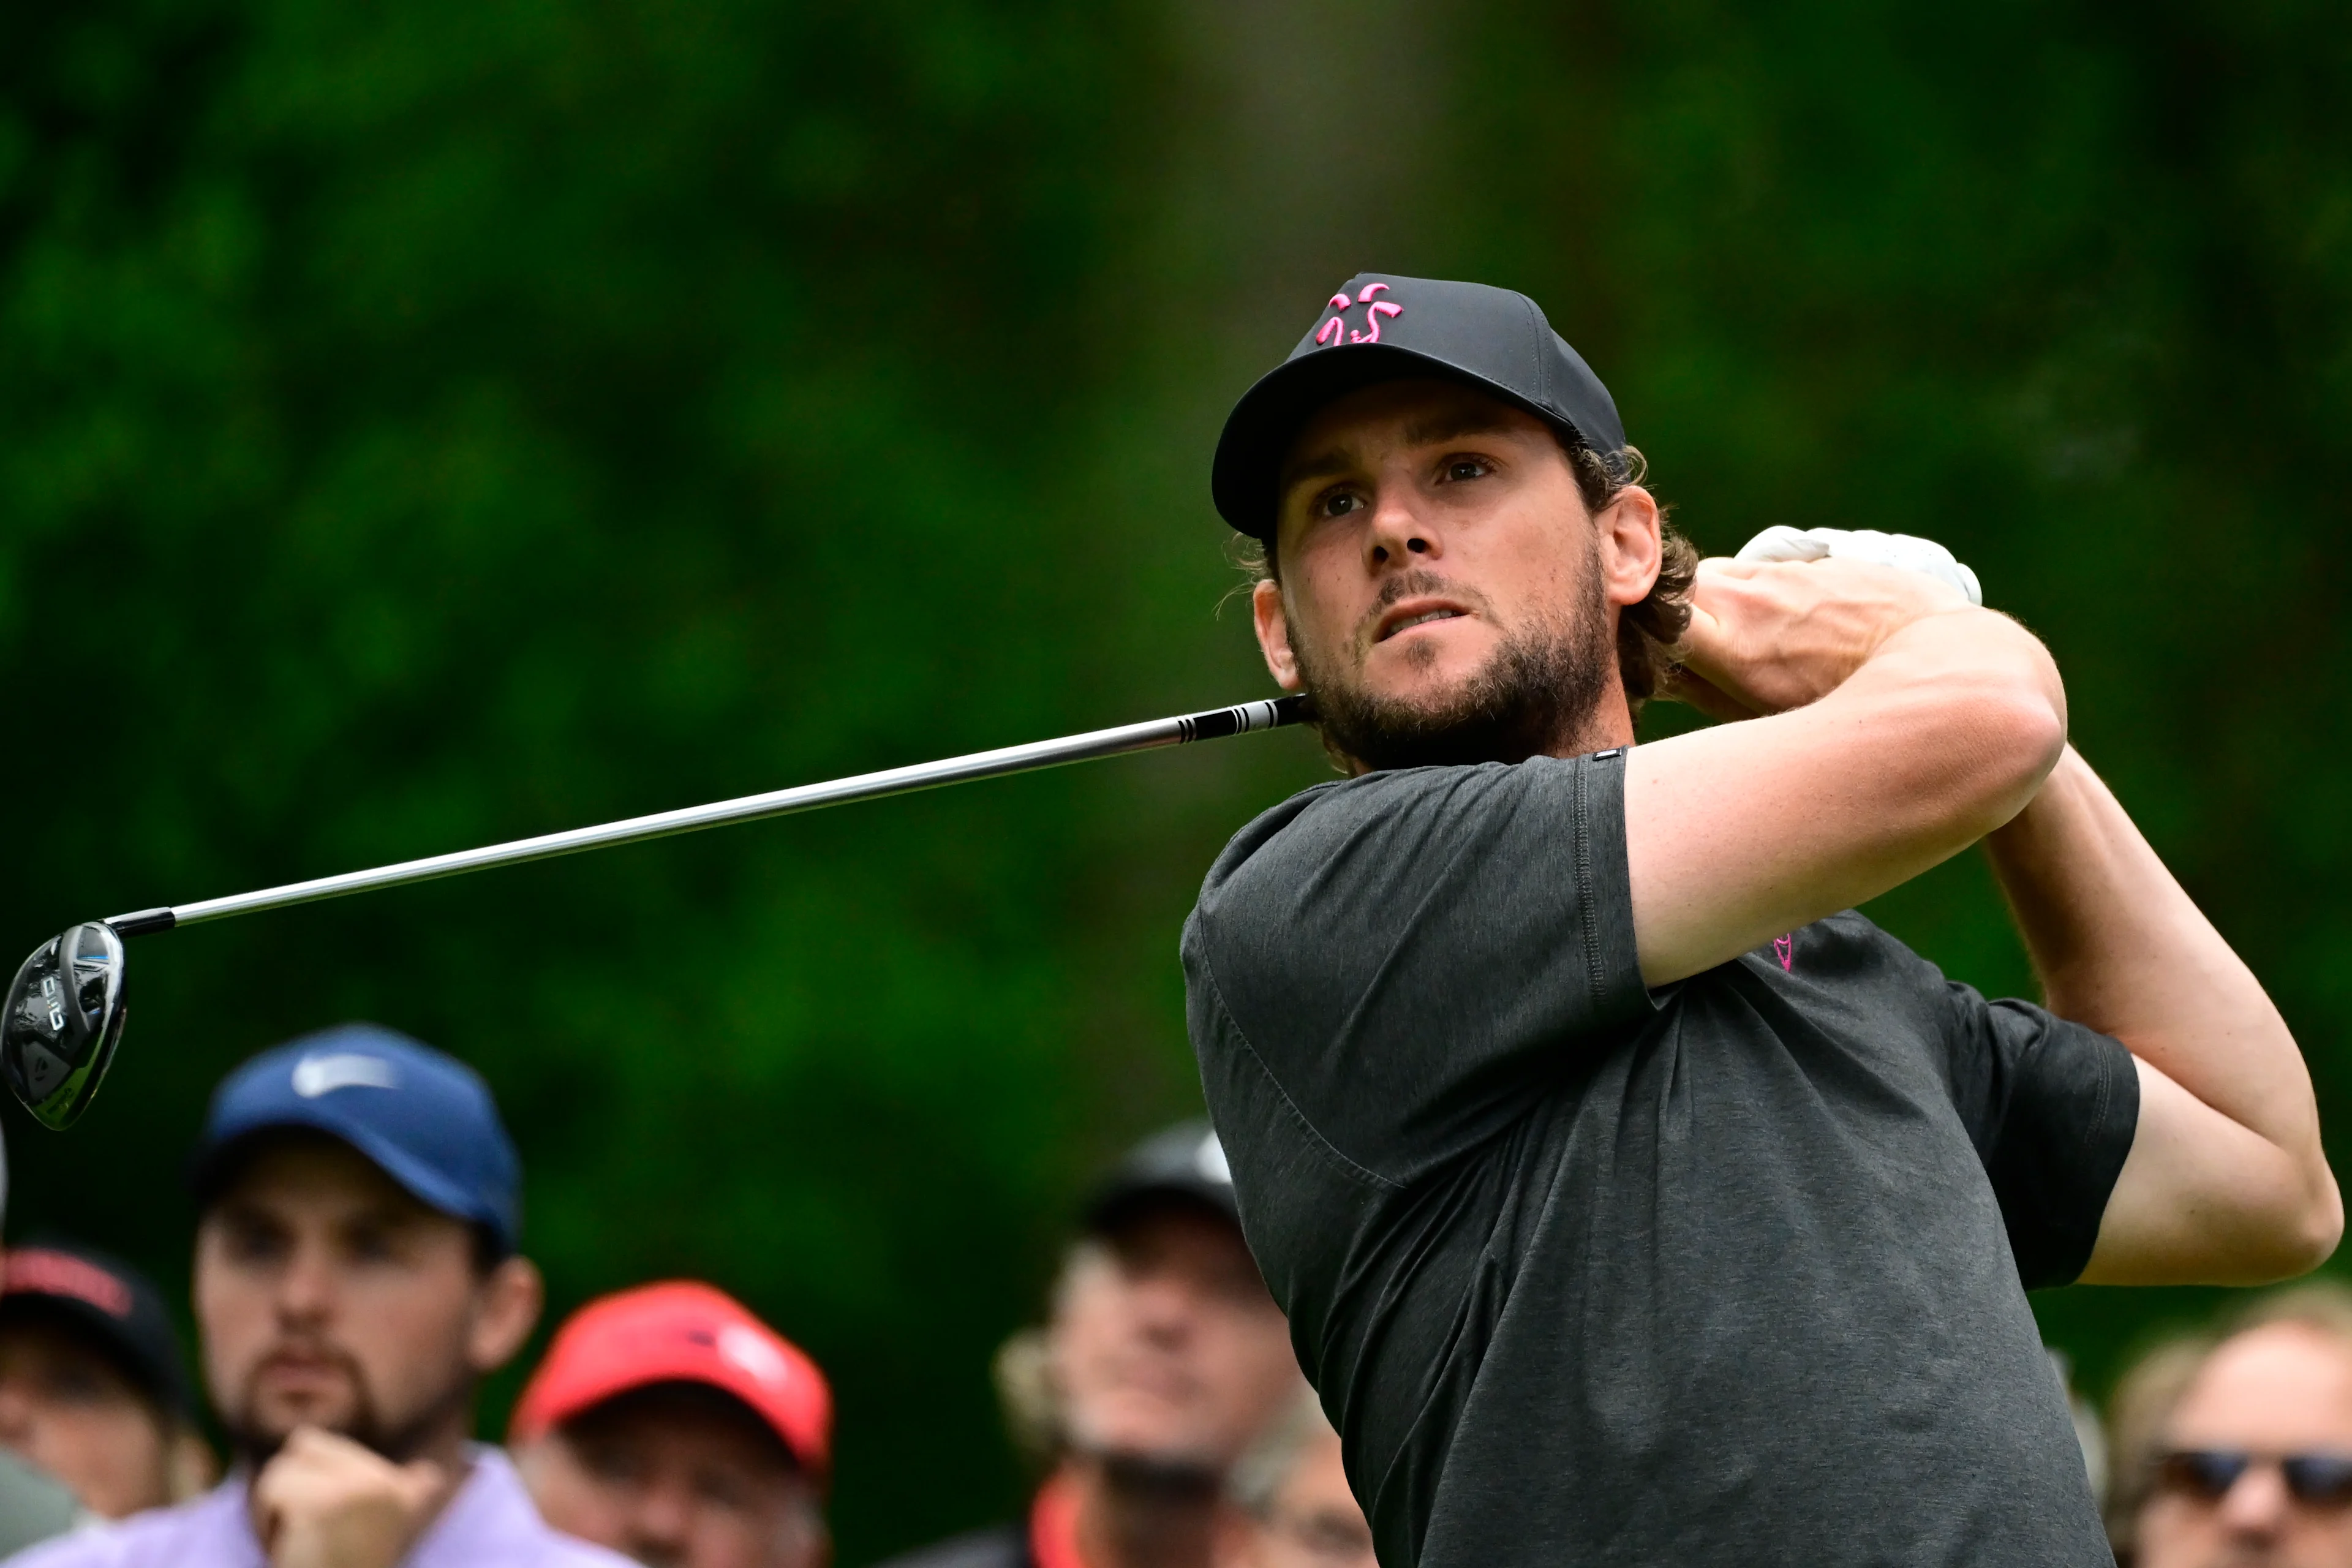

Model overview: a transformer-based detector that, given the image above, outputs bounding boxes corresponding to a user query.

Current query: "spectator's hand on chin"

[251,1428,451,1568]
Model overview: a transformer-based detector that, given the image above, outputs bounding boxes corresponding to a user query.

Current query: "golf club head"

[2,923,127,1130]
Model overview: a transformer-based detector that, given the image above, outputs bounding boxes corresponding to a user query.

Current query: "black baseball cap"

[1082,1120,1240,1236]
[0,1237,194,1420]
[1211,273,1627,540]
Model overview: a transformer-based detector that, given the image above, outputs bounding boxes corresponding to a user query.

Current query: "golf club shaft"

[105,696,1306,936]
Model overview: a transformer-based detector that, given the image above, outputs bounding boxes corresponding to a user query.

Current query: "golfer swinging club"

[1182,274,2341,1566]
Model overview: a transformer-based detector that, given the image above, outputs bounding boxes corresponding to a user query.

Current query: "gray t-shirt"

[1182,752,2138,1568]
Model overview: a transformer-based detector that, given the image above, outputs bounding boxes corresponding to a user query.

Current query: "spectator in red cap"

[0,1236,218,1518]
[875,1121,1305,1568]
[511,1282,830,1568]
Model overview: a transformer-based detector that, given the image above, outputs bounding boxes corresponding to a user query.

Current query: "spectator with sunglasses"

[2106,1282,2352,1567]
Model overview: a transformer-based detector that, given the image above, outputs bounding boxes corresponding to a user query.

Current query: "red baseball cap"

[510,1282,831,1479]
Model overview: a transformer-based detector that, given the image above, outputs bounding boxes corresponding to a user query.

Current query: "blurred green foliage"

[1,0,2346,1558]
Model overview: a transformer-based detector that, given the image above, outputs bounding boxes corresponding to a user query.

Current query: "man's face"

[518,1385,826,1568]
[194,1133,535,1464]
[0,1313,172,1519]
[1252,378,1662,770]
[1215,1426,1374,1568]
[2138,1324,2352,1568]
[1049,1204,1302,1471]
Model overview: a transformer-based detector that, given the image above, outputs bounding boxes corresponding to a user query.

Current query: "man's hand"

[1626,555,2065,984]
[1733,524,1983,604]
[1670,555,1974,720]
[251,1428,452,1568]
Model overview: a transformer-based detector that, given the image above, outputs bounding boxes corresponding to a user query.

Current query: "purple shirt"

[2,1449,632,1568]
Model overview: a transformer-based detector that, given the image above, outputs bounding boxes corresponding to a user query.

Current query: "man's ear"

[1595,486,1664,609]
[468,1254,545,1374]
[1251,579,1304,692]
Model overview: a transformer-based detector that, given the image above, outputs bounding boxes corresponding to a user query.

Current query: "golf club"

[2,695,1306,1131]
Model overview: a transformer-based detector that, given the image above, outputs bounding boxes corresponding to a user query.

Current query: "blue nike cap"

[1211,273,1628,541]
[190,1023,522,1256]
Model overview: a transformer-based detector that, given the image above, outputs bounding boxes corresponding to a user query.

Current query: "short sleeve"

[1183,753,1651,1186]
[1940,985,2141,1288]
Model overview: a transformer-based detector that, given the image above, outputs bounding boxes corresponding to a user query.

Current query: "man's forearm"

[1986,746,2339,1280]
[1635,573,2065,985]
[1986,748,2304,1131]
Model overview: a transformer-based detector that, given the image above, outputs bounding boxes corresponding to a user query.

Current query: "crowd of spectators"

[0,1018,2342,1567]
[0,1023,1357,1568]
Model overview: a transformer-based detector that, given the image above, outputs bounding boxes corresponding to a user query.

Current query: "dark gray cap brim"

[1230,349,1579,540]
[1081,1119,1241,1236]
[1210,274,1627,540]
[1084,1177,1240,1237]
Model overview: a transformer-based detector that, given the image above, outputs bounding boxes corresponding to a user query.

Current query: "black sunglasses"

[2157,1449,2352,1506]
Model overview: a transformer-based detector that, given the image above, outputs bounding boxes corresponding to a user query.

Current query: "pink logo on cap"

[1315,282,1403,347]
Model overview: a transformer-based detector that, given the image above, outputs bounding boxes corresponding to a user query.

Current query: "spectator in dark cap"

[10,1022,631,1568]
[0,1121,97,1558]
[877,1121,1305,1568]
[0,1237,217,1518]
[511,1281,831,1568]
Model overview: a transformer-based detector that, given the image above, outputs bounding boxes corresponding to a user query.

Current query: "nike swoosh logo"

[290,1053,399,1098]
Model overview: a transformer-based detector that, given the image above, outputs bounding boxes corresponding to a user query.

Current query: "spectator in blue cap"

[11,1023,630,1568]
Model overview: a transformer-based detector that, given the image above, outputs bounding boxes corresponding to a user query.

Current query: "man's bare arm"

[1625,557,2067,985]
[1988,750,2340,1283]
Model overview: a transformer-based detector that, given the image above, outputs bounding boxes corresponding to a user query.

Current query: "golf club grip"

[104,695,1307,934]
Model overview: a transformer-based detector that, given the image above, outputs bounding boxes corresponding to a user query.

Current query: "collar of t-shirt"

[1027,1471,1087,1568]
[29,1445,626,1567]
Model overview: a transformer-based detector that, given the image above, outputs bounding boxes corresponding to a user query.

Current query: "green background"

[2,0,2346,1558]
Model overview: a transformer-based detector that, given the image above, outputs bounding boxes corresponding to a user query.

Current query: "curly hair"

[1237,438,1697,720]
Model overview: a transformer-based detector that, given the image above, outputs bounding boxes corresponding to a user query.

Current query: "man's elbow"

[2222,1168,2343,1284]
[1949,680,2067,833]
[2284,1169,2346,1275]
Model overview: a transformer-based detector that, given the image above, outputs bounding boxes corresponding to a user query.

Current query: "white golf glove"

[1733,526,1982,607]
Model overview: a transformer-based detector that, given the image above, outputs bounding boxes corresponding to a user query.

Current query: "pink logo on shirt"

[1315,283,1403,346]
[1773,933,1794,971]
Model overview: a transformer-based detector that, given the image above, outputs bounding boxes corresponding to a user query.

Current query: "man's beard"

[222,1343,475,1469]
[1093,1449,1221,1502]
[1061,1403,1225,1493]
[1293,565,1615,772]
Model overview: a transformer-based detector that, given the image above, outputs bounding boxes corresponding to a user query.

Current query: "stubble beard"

[1292,565,1615,772]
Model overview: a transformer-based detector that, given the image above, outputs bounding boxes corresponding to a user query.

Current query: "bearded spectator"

[6,1023,631,1568]
[876,1121,1306,1568]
